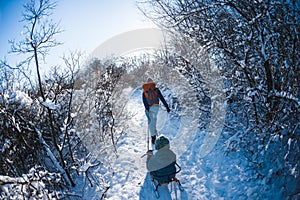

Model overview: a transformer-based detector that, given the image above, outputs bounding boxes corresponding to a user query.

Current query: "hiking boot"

[151,135,156,144]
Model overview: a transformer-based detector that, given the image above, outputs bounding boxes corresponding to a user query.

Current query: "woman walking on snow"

[142,78,170,144]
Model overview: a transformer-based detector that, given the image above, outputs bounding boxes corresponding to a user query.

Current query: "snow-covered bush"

[140,0,300,198]
[0,89,44,176]
[0,166,62,199]
[74,58,127,158]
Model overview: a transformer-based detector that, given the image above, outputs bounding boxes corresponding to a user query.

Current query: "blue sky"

[0,0,156,67]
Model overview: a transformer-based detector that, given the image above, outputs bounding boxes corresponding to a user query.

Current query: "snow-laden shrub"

[8,90,33,108]
[223,99,300,198]
[0,166,62,199]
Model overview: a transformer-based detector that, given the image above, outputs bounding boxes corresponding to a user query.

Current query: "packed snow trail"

[103,84,224,199]
[70,82,284,199]
[105,88,190,199]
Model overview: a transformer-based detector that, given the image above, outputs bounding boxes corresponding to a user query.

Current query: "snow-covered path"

[101,85,276,200]
[103,86,223,200]
[105,88,191,199]
[105,89,148,199]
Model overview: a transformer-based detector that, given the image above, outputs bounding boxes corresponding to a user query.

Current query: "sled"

[150,162,184,198]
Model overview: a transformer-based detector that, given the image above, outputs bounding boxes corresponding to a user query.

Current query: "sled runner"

[150,162,184,198]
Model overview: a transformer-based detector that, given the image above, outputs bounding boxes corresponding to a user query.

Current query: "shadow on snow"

[139,173,189,200]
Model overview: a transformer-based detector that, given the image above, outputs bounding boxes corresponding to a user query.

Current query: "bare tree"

[139,0,299,121]
[10,0,62,97]
[9,0,76,186]
[75,58,126,155]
